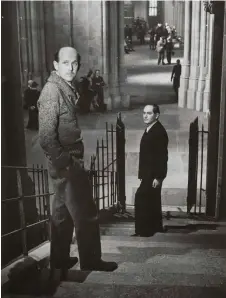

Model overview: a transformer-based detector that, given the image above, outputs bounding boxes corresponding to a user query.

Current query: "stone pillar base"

[187,89,197,110]
[203,91,210,113]
[120,93,130,108]
[196,89,206,112]
[104,93,131,111]
[178,78,189,108]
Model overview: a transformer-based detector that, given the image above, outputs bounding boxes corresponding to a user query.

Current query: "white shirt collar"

[146,121,157,133]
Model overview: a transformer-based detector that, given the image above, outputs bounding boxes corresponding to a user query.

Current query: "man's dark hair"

[54,49,81,71]
[87,69,93,78]
[152,104,160,114]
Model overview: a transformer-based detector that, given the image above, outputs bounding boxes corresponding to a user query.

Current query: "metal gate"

[1,165,53,268]
[187,117,208,215]
[89,113,126,213]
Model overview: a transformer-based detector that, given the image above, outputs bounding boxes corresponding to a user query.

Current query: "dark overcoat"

[138,121,168,181]
[135,121,168,236]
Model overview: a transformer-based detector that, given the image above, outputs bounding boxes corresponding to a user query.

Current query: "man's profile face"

[143,105,159,126]
[54,47,79,82]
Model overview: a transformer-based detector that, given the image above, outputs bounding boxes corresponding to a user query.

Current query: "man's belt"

[45,139,84,162]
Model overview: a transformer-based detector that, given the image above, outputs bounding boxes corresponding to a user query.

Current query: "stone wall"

[133,0,148,21]
[161,0,185,37]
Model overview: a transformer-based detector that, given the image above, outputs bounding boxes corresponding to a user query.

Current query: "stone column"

[196,7,208,111]
[203,13,215,112]
[177,2,182,37]
[18,1,48,88]
[17,2,30,91]
[104,0,129,110]
[108,1,121,109]
[214,4,226,219]
[118,0,130,108]
[187,0,201,109]
[206,1,225,216]
[101,0,111,108]
[178,0,192,108]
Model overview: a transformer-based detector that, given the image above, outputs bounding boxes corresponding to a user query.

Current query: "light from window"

[149,0,157,16]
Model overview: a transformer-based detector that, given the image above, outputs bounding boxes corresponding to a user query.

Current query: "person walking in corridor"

[38,46,117,275]
[132,104,168,237]
[171,59,182,101]
[165,36,173,65]
[156,37,166,65]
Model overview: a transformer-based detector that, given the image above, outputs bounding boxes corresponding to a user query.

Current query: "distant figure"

[132,104,168,237]
[165,36,173,64]
[125,35,135,52]
[24,80,40,130]
[92,70,106,112]
[128,24,133,42]
[171,59,181,101]
[156,36,166,65]
[148,28,156,50]
[78,70,96,113]
[124,39,130,54]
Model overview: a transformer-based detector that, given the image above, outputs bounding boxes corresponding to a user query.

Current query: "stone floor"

[24,41,208,208]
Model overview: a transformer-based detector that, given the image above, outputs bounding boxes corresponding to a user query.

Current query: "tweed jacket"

[138,121,168,180]
[38,71,81,169]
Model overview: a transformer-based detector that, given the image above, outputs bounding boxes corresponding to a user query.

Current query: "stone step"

[54,273,226,298]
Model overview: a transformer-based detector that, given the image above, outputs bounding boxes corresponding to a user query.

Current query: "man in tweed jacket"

[38,47,117,274]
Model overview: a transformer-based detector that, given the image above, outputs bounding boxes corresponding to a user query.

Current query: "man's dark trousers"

[49,161,101,269]
[158,52,165,65]
[166,51,172,64]
[135,178,163,236]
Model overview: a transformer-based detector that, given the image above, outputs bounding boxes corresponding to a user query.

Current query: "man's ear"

[53,61,58,71]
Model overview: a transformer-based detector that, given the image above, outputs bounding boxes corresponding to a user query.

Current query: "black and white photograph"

[1,0,226,297]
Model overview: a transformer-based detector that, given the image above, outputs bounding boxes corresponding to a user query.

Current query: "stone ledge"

[1,241,50,289]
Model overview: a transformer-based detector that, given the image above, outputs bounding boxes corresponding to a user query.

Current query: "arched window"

[149,0,157,16]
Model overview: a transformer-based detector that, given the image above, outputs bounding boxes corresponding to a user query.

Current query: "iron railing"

[89,113,126,213]
[187,118,209,215]
[1,165,53,268]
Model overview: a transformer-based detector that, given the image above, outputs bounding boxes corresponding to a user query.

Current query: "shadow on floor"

[5,268,91,296]
[164,223,219,234]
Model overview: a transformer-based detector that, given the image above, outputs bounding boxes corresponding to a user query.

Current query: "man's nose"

[68,64,73,71]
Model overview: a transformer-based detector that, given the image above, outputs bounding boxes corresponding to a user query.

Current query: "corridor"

[124,40,183,105]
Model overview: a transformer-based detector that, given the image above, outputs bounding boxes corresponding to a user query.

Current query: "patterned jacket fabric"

[38,71,82,169]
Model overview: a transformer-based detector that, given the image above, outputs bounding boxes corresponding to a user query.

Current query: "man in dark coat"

[171,59,182,101]
[165,36,174,65]
[38,47,117,276]
[132,104,168,237]
[24,80,40,130]
[92,69,106,112]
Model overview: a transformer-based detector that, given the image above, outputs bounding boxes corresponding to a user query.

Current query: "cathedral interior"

[1,1,226,297]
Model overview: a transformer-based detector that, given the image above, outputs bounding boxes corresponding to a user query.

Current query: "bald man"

[38,47,117,275]
[132,104,168,237]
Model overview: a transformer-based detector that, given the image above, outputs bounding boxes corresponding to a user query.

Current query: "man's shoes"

[139,233,155,237]
[130,233,140,237]
[81,260,118,272]
[53,257,78,269]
